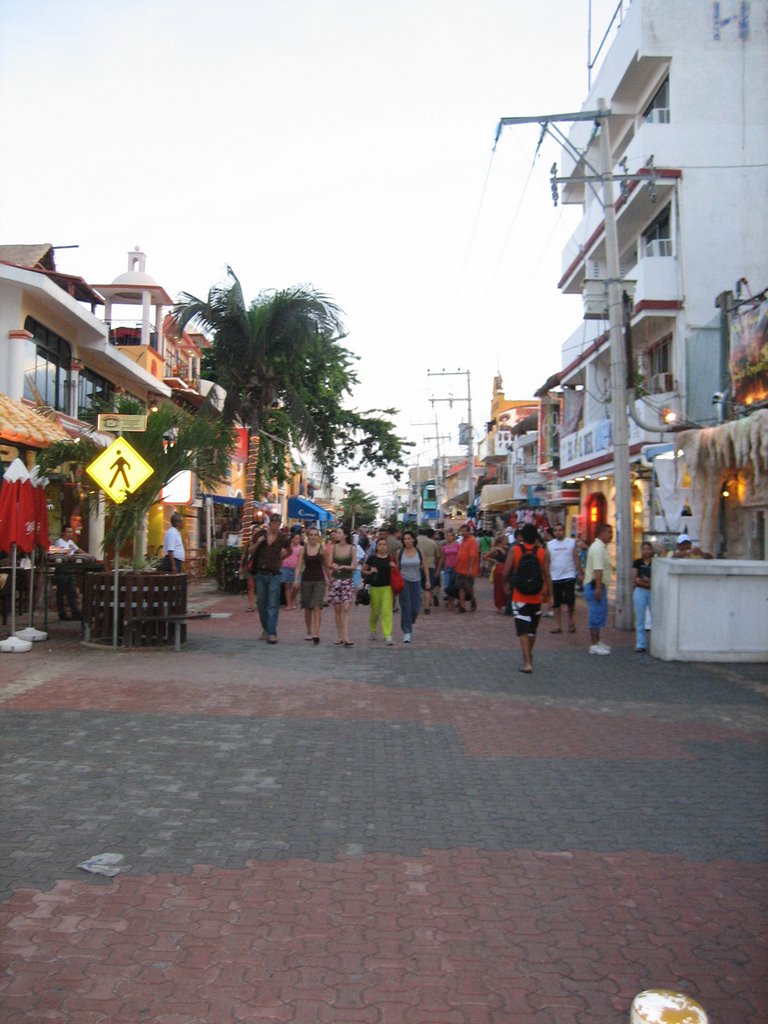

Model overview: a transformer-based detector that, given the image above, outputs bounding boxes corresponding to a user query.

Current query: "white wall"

[652,556,768,661]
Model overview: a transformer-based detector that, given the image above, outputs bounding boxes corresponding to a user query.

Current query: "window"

[78,368,113,419]
[23,317,72,412]
[642,205,672,258]
[647,334,673,393]
[644,76,670,123]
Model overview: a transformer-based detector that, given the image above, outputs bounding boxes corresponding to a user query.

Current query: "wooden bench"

[124,611,212,652]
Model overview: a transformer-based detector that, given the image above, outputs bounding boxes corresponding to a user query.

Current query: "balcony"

[107,319,159,351]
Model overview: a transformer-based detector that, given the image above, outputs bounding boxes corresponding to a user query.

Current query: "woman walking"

[632,541,654,653]
[398,529,429,643]
[489,531,510,613]
[362,536,395,645]
[326,525,357,646]
[281,532,303,610]
[294,526,327,644]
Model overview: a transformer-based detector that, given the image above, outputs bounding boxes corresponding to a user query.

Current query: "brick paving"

[1,578,766,1023]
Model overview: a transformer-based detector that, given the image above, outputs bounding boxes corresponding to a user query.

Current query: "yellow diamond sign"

[86,437,154,504]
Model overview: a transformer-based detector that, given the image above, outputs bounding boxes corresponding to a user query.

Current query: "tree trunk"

[240,432,260,550]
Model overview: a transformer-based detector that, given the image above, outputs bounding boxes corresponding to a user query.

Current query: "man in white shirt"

[547,523,582,634]
[52,524,89,619]
[163,513,186,573]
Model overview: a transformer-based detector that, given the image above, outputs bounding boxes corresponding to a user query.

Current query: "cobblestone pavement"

[1,579,766,1023]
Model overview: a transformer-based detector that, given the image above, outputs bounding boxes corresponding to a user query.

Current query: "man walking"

[249,512,289,644]
[584,523,613,655]
[454,523,479,612]
[163,512,186,573]
[417,528,439,613]
[503,523,550,674]
[547,522,582,634]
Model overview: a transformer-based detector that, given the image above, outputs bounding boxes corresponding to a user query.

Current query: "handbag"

[390,562,405,594]
[355,585,371,606]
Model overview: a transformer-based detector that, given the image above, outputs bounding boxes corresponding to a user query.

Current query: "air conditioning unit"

[650,372,675,394]
[645,107,670,124]
[645,238,673,258]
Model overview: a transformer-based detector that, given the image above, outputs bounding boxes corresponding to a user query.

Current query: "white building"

[554,0,767,552]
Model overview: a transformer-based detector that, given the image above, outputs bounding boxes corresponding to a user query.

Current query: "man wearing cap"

[248,512,290,643]
[670,533,713,559]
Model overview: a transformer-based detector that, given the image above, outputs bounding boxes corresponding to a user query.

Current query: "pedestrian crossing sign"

[86,437,154,504]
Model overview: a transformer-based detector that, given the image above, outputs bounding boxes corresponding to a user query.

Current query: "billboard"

[730,296,768,406]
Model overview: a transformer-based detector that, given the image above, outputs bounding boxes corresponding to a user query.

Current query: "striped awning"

[0,394,70,448]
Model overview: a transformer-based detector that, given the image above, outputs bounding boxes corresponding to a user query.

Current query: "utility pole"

[428,369,476,519]
[597,99,633,630]
[495,105,648,630]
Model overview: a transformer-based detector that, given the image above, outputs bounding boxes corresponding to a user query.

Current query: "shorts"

[513,601,542,636]
[585,582,608,629]
[300,579,326,609]
[280,566,296,585]
[552,578,576,609]
[328,578,355,605]
[455,573,475,595]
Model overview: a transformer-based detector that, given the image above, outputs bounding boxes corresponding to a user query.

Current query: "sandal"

[344,641,354,647]
[568,625,577,633]
[549,628,562,634]
[334,640,344,645]
[304,636,314,641]
[312,636,320,645]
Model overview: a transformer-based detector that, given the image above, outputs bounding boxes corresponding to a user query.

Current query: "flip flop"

[549,628,562,634]
[334,640,344,645]
[568,625,577,633]
[344,641,355,647]
[312,637,320,645]
[304,636,314,641]
[518,666,533,674]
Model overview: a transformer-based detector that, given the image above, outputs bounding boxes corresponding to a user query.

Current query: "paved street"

[1,577,766,1024]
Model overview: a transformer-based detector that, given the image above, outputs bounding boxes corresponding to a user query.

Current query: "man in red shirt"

[454,523,480,612]
[502,523,551,674]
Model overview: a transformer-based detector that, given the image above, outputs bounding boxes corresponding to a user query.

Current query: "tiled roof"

[0,394,70,448]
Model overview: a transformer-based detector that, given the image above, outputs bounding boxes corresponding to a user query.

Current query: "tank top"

[302,547,325,582]
[332,546,353,580]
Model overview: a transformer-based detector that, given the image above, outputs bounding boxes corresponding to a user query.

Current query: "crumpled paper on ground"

[77,853,126,877]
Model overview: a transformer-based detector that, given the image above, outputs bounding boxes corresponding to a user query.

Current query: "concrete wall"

[651,556,768,661]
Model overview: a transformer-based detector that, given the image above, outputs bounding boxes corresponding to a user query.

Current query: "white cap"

[676,533,692,544]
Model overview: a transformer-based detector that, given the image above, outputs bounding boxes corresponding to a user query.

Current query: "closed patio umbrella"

[15,466,50,643]
[0,458,35,653]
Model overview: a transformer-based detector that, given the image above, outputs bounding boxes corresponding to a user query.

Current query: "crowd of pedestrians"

[238,514,658,668]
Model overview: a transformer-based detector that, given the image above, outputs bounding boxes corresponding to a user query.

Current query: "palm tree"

[173,270,347,532]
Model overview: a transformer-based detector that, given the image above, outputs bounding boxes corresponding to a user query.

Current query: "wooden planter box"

[83,572,187,647]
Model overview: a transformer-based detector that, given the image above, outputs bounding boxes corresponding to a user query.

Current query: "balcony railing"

[106,319,159,352]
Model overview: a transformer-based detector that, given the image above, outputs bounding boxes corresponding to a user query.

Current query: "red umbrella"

[0,458,35,555]
[0,459,35,651]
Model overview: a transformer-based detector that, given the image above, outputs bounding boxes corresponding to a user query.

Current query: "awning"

[0,394,70,449]
[479,484,517,509]
[202,493,244,507]
[287,496,334,522]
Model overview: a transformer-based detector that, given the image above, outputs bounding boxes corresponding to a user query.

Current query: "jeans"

[633,586,651,650]
[256,572,281,637]
[399,579,421,635]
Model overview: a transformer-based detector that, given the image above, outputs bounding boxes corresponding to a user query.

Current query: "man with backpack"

[502,523,551,674]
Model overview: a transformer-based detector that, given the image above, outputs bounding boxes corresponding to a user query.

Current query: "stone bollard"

[631,990,708,1024]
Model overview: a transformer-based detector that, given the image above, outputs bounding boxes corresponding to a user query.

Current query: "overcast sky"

[1,0,621,498]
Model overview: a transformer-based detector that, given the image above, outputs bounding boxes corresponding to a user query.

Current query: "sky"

[0,0,622,502]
